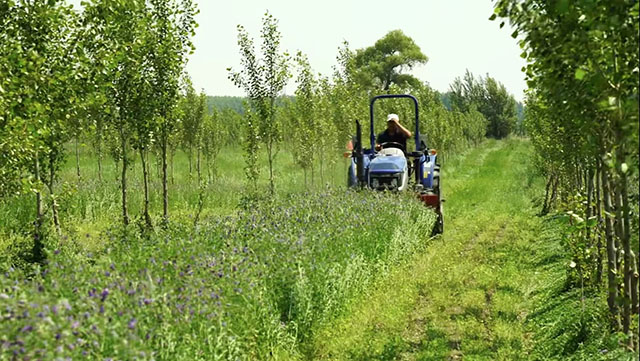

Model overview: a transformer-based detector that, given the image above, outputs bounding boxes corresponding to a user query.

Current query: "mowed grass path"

[310,138,554,360]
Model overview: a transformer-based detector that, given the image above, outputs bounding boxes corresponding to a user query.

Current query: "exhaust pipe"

[355,120,364,187]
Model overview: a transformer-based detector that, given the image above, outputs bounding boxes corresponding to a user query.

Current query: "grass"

[308,138,638,360]
[0,143,350,262]
[1,138,636,360]
[0,140,440,360]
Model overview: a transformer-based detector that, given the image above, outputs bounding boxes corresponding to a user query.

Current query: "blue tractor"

[347,94,443,234]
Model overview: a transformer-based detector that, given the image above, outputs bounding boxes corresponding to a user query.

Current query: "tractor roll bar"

[369,94,420,152]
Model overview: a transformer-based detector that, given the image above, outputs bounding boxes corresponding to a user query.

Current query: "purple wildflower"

[100,288,109,302]
[128,318,137,330]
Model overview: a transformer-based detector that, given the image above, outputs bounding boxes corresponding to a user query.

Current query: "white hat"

[387,113,399,122]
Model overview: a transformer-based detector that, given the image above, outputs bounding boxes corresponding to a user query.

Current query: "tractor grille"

[370,173,401,190]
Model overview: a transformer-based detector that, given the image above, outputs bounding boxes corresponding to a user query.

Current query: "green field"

[1,138,635,360]
[0,144,349,261]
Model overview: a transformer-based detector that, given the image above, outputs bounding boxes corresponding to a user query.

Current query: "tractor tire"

[347,165,356,188]
[433,206,444,235]
[431,173,443,235]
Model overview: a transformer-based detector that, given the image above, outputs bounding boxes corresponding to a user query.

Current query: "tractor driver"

[375,113,412,152]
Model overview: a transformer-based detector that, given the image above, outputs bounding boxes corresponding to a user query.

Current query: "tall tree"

[352,30,428,91]
[1,0,85,258]
[289,51,317,186]
[147,0,197,224]
[201,102,222,184]
[483,76,517,139]
[179,75,201,177]
[449,70,517,139]
[229,11,290,196]
[84,0,150,227]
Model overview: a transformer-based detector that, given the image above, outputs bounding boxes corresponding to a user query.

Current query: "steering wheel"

[379,142,406,153]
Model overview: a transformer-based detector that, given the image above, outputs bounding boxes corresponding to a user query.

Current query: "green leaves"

[351,30,428,91]
[229,11,290,193]
[574,68,586,80]
[0,0,85,196]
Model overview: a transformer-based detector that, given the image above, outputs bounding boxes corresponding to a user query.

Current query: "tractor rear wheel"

[431,171,443,235]
[347,164,357,188]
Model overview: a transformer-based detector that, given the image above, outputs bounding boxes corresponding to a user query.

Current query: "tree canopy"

[449,70,517,139]
[351,30,428,91]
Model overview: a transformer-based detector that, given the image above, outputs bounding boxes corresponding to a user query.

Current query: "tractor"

[346,94,443,234]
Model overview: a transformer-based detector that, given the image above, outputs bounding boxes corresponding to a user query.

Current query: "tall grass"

[0,144,350,264]
[0,189,435,359]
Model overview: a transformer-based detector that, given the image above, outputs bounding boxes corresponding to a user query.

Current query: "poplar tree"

[147,0,197,224]
[229,11,290,195]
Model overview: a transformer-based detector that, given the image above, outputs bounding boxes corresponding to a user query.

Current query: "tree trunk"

[206,155,212,185]
[139,148,153,229]
[620,163,631,338]
[197,145,201,187]
[541,173,553,215]
[189,146,193,177]
[267,139,275,195]
[75,135,80,178]
[156,149,161,180]
[48,156,61,237]
[549,174,559,210]
[33,152,44,262]
[170,150,175,185]
[595,161,603,285]
[193,186,205,229]
[311,163,315,187]
[632,250,639,315]
[601,163,619,327]
[614,182,623,277]
[97,138,102,182]
[96,119,103,182]
[120,130,129,226]
[586,167,594,281]
[162,135,169,225]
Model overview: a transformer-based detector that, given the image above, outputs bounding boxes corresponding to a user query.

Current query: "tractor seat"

[379,148,404,157]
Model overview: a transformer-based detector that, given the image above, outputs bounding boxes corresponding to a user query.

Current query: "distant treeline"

[206,96,246,114]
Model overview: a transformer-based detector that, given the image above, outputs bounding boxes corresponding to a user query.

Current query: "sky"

[68,0,527,101]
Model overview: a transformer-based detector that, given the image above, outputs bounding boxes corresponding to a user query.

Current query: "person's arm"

[394,120,412,138]
[375,133,383,151]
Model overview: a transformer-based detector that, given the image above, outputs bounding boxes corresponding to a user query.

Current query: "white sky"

[68,0,527,101]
